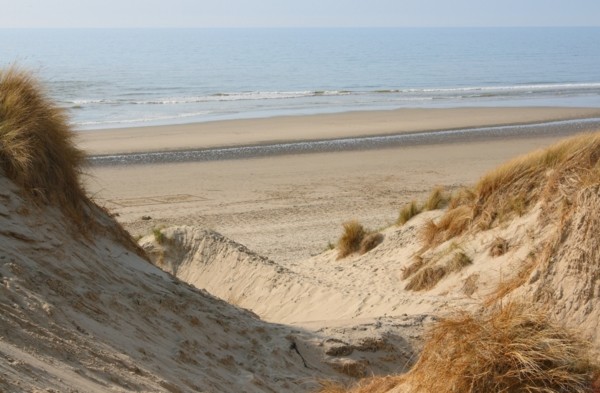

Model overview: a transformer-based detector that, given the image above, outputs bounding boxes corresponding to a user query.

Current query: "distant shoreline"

[87,116,600,166]
[77,106,600,160]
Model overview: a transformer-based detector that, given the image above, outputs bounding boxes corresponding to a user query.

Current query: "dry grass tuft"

[0,67,90,225]
[397,200,421,225]
[321,304,597,393]
[473,132,600,227]
[405,251,471,292]
[405,303,598,393]
[489,237,509,257]
[405,266,446,291]
[423,186,449,211]
[336,220,383,259]
[0,68,147,256]
[447,251,472,273]
[448,188,477,210]
[436,206,473,239]
[419,132,600,250]
[337,220,367,259]
[401,255,426,280]
[448,187,476,209]
[419,219,439,248]
[359,232,383,255]
[420,206,472,248]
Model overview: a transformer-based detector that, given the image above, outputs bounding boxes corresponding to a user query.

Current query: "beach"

[4,23,600,393]
[81,106,600,263]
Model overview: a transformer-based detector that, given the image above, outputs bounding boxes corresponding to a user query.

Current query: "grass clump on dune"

[483,135,599,226]
[0,67,89,224]
[152,227,166,244]
[405,266,446,291]
[418,132,600,249]
[0,68,147,256]
[320,303,599,393]
[446,251,472,273]
[423,186,449,211]
[359,232,384,255]
[401,255,426,280]
[397,200,421,225]
[404,303,598,393]
[489,237,509,257]
[337,220,366,259]
[448,187,476,209]
[404,250,472,291]
[420,205,472,248]
[397,187,449,226]
[336,220,383,259]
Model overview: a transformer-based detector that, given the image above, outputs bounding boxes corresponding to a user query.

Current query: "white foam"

[75,111,212,127]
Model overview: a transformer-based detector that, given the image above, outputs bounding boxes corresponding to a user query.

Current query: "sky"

[1,0,599,28]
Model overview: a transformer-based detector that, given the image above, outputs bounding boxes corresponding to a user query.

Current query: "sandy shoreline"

[82,106,600,263]
[77,106,600,155]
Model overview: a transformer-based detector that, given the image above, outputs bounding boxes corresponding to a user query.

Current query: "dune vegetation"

[3,67,600,393]
[321,303,599,393]
[397,132,600,294]
[397,187,450,226]
[0,67,89,224]
[422,186,450,211]
[434,132,600,244]
[0,67,144,254]
[322,132,600,392]
[397,200,421,225]
[336,220,383,259]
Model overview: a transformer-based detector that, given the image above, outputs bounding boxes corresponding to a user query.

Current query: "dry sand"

[82,107,600,263]
[4,106,600,392]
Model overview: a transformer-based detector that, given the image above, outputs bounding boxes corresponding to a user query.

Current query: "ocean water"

[1,28,600,130]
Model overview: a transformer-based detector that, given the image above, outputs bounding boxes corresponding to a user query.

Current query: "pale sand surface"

[77,106,600,155]
[82,107,599,264]
[5,108,600,392]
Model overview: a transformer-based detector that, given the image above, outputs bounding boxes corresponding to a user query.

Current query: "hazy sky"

[2,0,599,28]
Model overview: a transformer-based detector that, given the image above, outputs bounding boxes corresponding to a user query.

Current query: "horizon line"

[1,25,599,29]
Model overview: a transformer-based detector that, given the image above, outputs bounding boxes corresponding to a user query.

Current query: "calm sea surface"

[1,28,600,130]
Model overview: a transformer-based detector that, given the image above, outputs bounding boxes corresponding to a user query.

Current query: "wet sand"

[78,107,600,156]
[88,117,600,166]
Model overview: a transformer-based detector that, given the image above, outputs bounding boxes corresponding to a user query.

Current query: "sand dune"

[2,69,599,392]
[140,222,469,325]
[0,174,334,392]
[140,133,600,392]
[0,174,428,390]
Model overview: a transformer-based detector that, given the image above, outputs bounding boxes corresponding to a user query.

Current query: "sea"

[1,27,600,130]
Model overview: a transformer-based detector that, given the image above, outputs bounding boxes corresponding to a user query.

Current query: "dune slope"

[0,67,430,392]
[142,133,600,393]
[0,171,347,392]
[1,68,328,392]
